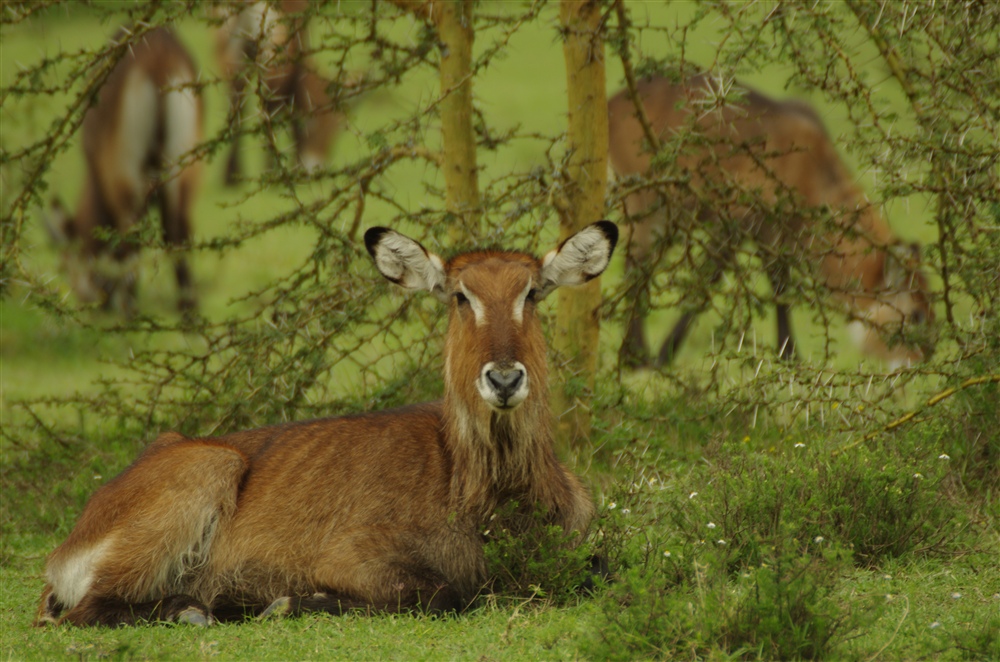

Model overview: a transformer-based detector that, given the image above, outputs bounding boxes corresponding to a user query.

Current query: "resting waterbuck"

[46,27,203,316]
[609,73,934,369]
[35,221,618,626]
[216,0,342,183]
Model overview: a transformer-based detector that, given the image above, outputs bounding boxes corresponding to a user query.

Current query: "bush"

[647,441,964,574]
[482,502,601,607]
[584,541,875,660]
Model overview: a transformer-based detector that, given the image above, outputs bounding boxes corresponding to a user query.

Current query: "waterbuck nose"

[486,368,524,401]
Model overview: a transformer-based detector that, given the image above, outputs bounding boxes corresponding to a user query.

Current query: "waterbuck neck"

[442,376,553,523]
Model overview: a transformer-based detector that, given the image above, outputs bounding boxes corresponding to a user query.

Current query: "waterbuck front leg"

[763,256,797,361]
[260,581,466,620]
[158,176,197,315]
[620,248,654,369]
[619,206,665,370]
[223,73,248,186]
[657,245,734,367]
[260,562,470,618]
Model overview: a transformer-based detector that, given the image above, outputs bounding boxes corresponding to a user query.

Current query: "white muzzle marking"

[477,361,529,410]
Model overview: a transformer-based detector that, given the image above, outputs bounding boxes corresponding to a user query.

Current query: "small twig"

[611,0,661,157]
[834,374,1000,455]
[865,595,909,662]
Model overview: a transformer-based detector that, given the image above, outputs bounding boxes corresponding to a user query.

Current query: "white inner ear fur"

[459,281,486,326]
[373,231,447,299]
[512,278,532,325]
[537,224,614,299]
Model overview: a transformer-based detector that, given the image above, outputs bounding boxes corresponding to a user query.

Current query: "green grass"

[2,2,997,660]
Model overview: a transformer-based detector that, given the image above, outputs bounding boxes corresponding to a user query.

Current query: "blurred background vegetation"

[2,1,997,659]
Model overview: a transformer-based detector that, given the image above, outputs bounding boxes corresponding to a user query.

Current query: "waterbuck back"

[35,222,618,627]
[45,27,203,316]
[609,73,934,369]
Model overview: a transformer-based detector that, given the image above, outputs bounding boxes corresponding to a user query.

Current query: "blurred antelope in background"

[45,26,203,316]
[35,221,618,626]
[216,0,343,183]
[609,73,934,370]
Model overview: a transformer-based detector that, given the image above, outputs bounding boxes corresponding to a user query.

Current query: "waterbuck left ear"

[365,227,448,301]
[535,220,618,301]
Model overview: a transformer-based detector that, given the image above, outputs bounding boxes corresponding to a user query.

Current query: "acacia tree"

[390,0,480,241]
[553,0,609,450]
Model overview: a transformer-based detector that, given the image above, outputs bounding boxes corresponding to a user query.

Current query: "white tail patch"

[161,75,200,177]
[47,538,113,610]
[117,69,159,204]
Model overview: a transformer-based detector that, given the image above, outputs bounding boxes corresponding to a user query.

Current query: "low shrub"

[482,502,602,606]
[583,541,875,660]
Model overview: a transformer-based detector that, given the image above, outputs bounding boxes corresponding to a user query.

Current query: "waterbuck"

[609,73,934,369]
[46,27,203,316]
[216,0,342,183]
[35,221,618,626]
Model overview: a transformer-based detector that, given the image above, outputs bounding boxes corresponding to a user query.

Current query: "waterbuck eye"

[454,292,469,306]
[526,288,538,303]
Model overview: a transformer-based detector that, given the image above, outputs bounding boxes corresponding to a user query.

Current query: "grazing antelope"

[35,221,618,627]
[609,73,934,370]
[216,0,342,183]
[46,26,203,316]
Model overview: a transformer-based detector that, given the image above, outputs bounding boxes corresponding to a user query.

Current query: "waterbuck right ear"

[535,220,619,301]
[365,227,448,301]
[43,197,72,246]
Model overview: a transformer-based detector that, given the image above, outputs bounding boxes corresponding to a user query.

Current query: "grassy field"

[2,2,997,660]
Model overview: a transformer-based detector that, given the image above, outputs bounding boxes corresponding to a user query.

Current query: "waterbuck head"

[850,241,936,369]
[44,195,125,309]
[365,222,618,419]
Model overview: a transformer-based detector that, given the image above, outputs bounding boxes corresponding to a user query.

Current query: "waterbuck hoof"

[259,597,292,620]
[175,607,212,626]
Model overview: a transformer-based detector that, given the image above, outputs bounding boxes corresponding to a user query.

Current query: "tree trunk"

[554,0,608,451]
[435,0,481,241]
[389,1,480,242]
